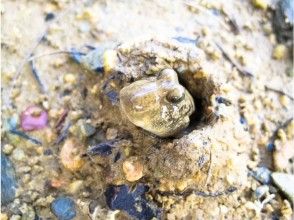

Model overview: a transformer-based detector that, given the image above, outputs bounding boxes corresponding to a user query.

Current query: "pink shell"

[20,106,48,131]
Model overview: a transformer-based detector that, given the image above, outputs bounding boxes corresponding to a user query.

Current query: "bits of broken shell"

[105,184,161,220]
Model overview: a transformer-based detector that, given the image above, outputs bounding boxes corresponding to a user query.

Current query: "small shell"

[123,157,144,182]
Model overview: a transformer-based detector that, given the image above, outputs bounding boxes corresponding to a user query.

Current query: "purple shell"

[20,106,48,131]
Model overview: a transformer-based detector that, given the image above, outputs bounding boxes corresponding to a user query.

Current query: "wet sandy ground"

[1,0,293,219]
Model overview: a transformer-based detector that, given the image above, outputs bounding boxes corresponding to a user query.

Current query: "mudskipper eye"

[166,86,185,103]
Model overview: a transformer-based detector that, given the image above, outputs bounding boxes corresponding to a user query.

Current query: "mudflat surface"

[1,0,293,219]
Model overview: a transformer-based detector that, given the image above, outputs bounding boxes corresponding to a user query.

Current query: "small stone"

[10,215,21,220]
[281,199,293,219]
[64,73,76,84]
[272,172,294,204]
[20,106,48,131]
[251,0,268,10]
[80,121,96,137]
[51,197,76,220]
[255,185,269,199]
[285,66,294,77]
[76,9,94,21]
[60,138,85,172]
[106,128,118,140]
[105,184,161,220]
[68,180,83,194]
[0,213,8,220]
[2,144,14,155]
[279,95,289,108]
[273,44,287,60]
[87,141,116,156]
[123,157,144,182]
[252,167,272,184]
[12,148,26,161]
[103,50,118,74]
[1,154,17,205]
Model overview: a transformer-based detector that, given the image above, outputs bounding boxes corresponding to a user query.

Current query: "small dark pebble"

[240,116,247,125]
[216,96,232,106]
[105,184,161,220]
[1,154,17,205]
[51,197,76,220]
[87,140,117,156]
[45,12,55,21]
[251,167,272,184]
[267,143,275,151]
[105,90,119,105]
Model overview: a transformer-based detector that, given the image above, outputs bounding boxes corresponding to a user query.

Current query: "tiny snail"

[119,69,195,137]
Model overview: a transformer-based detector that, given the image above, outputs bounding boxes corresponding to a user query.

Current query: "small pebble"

[105,184,161,220]
[12,148,26,161]
[80,121,96,137]
[251,0,268,10]
[45,12,55,21]
[51,197,76,220]
[10,215,21,220]
[0,213,8,220]
[87,141,116,156]
[123,157,144,182]
[63,73,76,84]
[273,44,287,60]
[20,106,48,131]
[106,128,118,140]
[281,199,293,219]
[255,185,269,199]
[60,138,84,172]
[279,95,289,108]
[2,144,14,155]
[103,50,118,74]
[68,180,83,194]
[272,172,294,204]
[252,167,272,184]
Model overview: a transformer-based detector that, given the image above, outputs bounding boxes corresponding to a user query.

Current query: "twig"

[226,17,240,35]
[28,51,76,61]
[265,85,294,101]
[55,122,71,145]
[204,148,212,187]
[55,109,68,132]
[215,43,254,77]
[9,129,42,145]
[29,59,46,93]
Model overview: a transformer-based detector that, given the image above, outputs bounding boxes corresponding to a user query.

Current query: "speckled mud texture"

[1,0,294,220]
